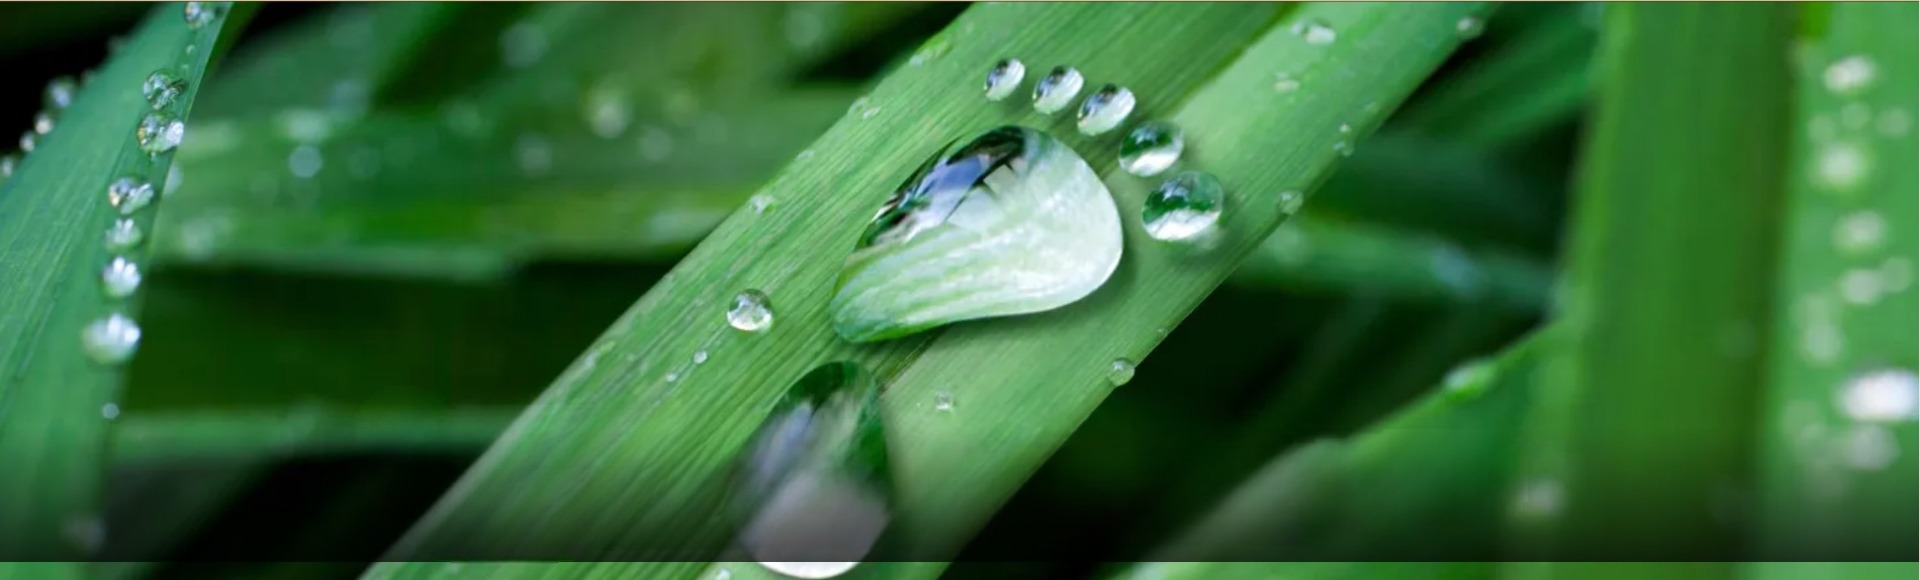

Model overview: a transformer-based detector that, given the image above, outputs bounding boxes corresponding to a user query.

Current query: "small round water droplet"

[183,2,220,29]
[104,219,144,251]
[1823,55,1876,95]
[1455,16,1485,39]
[748,193,774,214]
[665,371,681,383]
[107,177,154,215]
[20,131,37,153]
[1272,72,1301,94]
[136,113,186,155]
[1840,368,1918,422]
[81,313,141,365]
[1295,20,1337,45]
[1839,268,1883,305]
[142,71,185,110]
[1832,211,1885,255]
[44,77,77,110]
[33,112,55,135]
[693,350,710,365]
[584,85,633,139]
[1119,121,1183,176]
[1443,358,1495,399]
[1337,123,1352,134]
[1333,140,1354,157]
[1143,171,1224,242]
[101,256,142,299]
[984,58,1026,101]
[100,403,120,420]
[1276,189,1304,215]
[934,391,955,412]
[1816,142,1867,189]
[0,155,16,178]
[1032,66,1084,114]
[279,148,323,183]
[515,134,553,176]
[1107,358,1136,386]
[728,290,774,333]
[500,22,548,68]
[1076,84,1135,136]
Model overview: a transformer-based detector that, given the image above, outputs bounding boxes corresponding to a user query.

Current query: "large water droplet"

[104,219,144,251]
[729,290,775,333]
[1143,171,1224,242]
[107,177,154,215]
[1840,368,1918,423]
[1119,121,1183,177]
[101,256,142,298]
[831,126,1122,342]
[183,2,222,28]
[44,77,77,111]
[1823,55,1876,95]
[82,313,141,365]
[1032,66,1084,114]
[136,113,185,155]
[142,71,185,110]
[984,59,1025,101]
[1076,84,1135,136]
[1107,358,1136,386]
[1295,20,1337,45]
[736,362,890,579]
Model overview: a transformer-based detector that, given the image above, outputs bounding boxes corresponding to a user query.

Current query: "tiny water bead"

[1272,72,1301,94]
[1294,20,1337,46]
[1442,358,1495,399]
[1142,171,1225,242]
[101,256,142,298]
[1076,84,1135,136]
[984,58,1025,101]
[19,132,36,153]
[136,113,185,155]
[81,313,141,365]
[737,362,890,580]
[0,155,16,179]
[33,112,55,135]
[693,350,710,365]
[1815,142,1867,189]
[831,126,1123,343]
[108,177,154,215]
[1032,66,1084,114]
[1455,16,1485,39]
[1822,54,1876,95]
[104,219,143,251]
[183,2,221,29]
[1107,358,1136,386]
[1839,368,1918,423]
[728,290,775,333]
[142,71,185,110]
[1276,189,1304,215]
[44,77,77,110]
[1119,121,1183,177]
[934,391,955,412]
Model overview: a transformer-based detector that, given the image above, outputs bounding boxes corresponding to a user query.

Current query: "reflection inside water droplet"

[82,313,141,365]
[1143,171,1224,242]
[1119,121,1183,177]
[729,290,775,333]
[984,58,1025,101]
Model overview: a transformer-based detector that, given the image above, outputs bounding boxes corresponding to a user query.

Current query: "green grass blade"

[1235,213,1552,312]
[1395,5,1597,149]
[1311,130,1557,249]
[1750,1,1918,566]
[110,407,515,463]
[1504,2,1793,565]
[368,1,1488,571]
[0,2,237,560]
[193,3,456,118]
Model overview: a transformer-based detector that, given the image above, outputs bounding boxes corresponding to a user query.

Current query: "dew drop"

[1032,66,1084,114]
[715,568,732,580]
[693,350,710,365]
[1276,189,1304,216]
[1815,142,1865,189]
[831,126,1122,342]
[0,155,16,179]
[1840,368,1918,423]
[1076,84,1135,136]
[1839,268,1883,306]
[100,403,120,420]
[934,391,955,412]
[500,22,548,68]
[44,77,77,110]
[738,362,889,579]
[104,219,144,251]
[1119,121,1183,176]
[287,145,324,178]
[984,58,1026,101]
[1443,358,1495,399]
[101,256,142,299]
[1295,20,1337,46]
[1832,211,1885,255]
[135,113,186,155]
[1333,140,1354,157]
[1455,16,1485,39]
[748,194,774,214]
[1107,358,1136,386]
[142,71,185,110]
[584,85,633,139]
[1272,72,1300,94]
[1823,55,1876,95]
[728,290,774,333]
[81,313,141,365]
[33,112,55,135]
[183,2,220,29]
[19,131,36,153]
[1143,171,1225,242]
[665,371,681,383]
[107,177,154,215]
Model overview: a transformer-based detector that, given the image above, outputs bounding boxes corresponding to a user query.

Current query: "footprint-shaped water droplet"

[984,59,1025,101]
[1076,84,1135,136]
[1032,66,1084,114]
[142,71,185,110]
[101,256,142,298]
[1119,121,1183,176]
[136,113,185,155]
[831,126,1122,342]
[104,219,144,251]
[81,313,141,365]
[1143,171,1224,242]
[108,177,154,215]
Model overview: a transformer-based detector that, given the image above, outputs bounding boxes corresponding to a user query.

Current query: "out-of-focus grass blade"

[1504,2,1792,566]
[1750,0,1918,568]
[110,407,515,463]
[97,458,267,579]
[1312,130,1557,250]
[193,3,456,119]
[367,1,1489,574]
[1396,5,1596,149]
[1113,563,1488,580]
[0,2,236,560]
[1235,212,1551,313]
